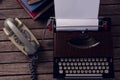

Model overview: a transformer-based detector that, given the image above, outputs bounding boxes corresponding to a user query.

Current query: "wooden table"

[0,0,120,80]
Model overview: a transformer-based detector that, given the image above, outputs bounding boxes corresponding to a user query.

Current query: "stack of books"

[17,0,54,20]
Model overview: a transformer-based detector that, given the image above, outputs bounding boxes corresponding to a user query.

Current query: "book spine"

[33,1,54,20]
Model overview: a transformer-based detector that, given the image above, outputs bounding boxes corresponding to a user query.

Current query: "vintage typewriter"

[51,0,114,79]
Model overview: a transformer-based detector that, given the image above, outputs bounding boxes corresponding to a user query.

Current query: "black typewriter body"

[53,18,114,79]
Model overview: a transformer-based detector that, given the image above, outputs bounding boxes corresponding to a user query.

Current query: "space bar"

[66,74,102,77]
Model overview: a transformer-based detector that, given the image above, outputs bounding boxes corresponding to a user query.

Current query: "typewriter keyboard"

[54,57,114,79]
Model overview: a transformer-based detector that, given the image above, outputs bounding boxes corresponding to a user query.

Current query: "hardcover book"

[27,0,42,5]
[17,0,54,20]
[22,0,47,11]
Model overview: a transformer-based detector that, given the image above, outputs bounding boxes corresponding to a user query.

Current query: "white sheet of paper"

[54,0,100,31]
[54,0,100,19]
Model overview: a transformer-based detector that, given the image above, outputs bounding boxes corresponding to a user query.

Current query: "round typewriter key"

[88,58,91,62]
[96,70,100,73]
[63,62,66,66]
[90,62,93,65]
[76,58,79,62]
[70,70,72,73]
[58,62,62,66]
[104,70,109,73]
[59,70,63,74]
[85,70,88,73]
[67,66,71,70]
[59,66,62,70]
[65,70,69,73]
[78,62,81,66]
[92,70,95,73]
[75,67,78,70]
[105,62,109,66]
[68,58,72,62]
[102,66,105,69]
[81,70,84,73]
[87,66,90,69]
[64,67,67,70]
[88,70,92,73]
[106,66,109,69]
[80,58,83,61]
[74,62,77,66]
[90,66,94,70]
[86,62,89,65]
[100,70,103,73]
[84,58,87,62]
[77,70,80,73]
[100,58,103,61]
[73,70,77,73]
[70,62,73,66]
[71,67,75,70]
[96,58,99,62]
[65,58,67,62]
[72,58,75,62]
[98,66,102,70]
[93,62,96,65]
[97,62,101,66]
[79,66,82,70]
[83,66,86,70]
[66,62,70,66]
[101,62,105,65]
[92,58,95,62]
[104,58,107,61]
[94,66,98,70]
[82,62,85,66]
[61,58,64,62]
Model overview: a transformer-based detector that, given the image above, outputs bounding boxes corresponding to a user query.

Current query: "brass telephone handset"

[3,18,41,80]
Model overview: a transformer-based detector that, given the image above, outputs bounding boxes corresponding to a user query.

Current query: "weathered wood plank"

[100,5,120,15]
[0,62,53,75]
[0,9,30,19]
[113,37,120,47]
[0,74,56,80]
[114,59,120,71]
[112,27,120,36]
[0,51,53,63]
[114,48,120,58]
[0,40,53,52]
[2,74,60,80]
[100,0,120,5]
[0,0,21,9]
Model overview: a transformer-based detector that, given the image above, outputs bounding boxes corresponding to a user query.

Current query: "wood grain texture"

[0,40,53,52]
[0,0,119,80]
